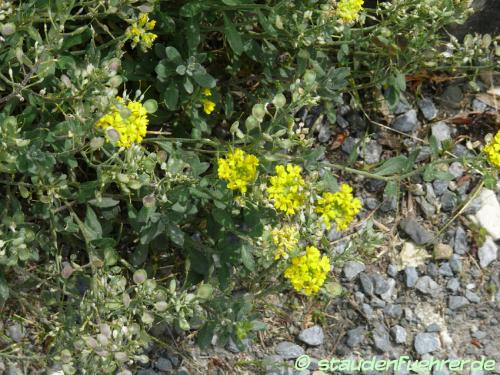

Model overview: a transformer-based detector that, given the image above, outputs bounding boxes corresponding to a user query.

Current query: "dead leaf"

[396,241,431,270]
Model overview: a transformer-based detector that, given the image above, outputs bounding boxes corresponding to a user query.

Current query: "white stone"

[478,236,498,268]
[471,189,500,240]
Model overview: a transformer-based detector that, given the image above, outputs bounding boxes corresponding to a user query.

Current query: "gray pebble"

[431,122,451,145]
[432,180,449,196]
[384,304,403,318]
[465,290,481,303]
[343,261,366,281]
[372,323,392,352]
[453,226,468,255]
[155,357,173,371]
[418,97,438,120]
[6,323,24,343]
[371,273,390,295]
[362,303,376,319]
[472,330,487,339]
[346,326,366,348]
[446,278,460,292]
[426,323,442,332]
[415,276,442,297]
[297,326,324,347]
[441,85,463,109]
[478,237,498,268]
[400,217,433,245]
[414,332,441,354]
[441,191,457,212]
[449,296,469,310]
[341,137,359,155]
[439,262,454,277]
[275,342,304,359]
[362,141,383,164]
[405,267,419,288]
[449,255,462,273]
[360,273,374,296]
[387,264,399,278]
[393,110,418,133]
[317,123,332,143]
[448,162,465,179]
[392,325,407,344]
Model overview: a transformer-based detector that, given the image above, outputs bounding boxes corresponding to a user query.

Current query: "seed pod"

[133,269,147,284]
[1,23,16,37]
[252,104,266,122]
[272,93,286,109]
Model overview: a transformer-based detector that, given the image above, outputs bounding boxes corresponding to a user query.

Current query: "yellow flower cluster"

[315,183,362,231]
[202,88,216,115]
[267,164,305,215]
[484,130,500,168]
[217,149,259,194]
[284,246,330,296]
[336,0,364,23]
[96,97,148,148]
[271,224,299,260]
[125,13,158,51]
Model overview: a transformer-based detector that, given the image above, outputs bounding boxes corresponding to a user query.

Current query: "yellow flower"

[272,224,299,260]
[315,183,361,231]
[96,97,148,148]
[484,130,500,168]
[202,88,212,97]
[284,246,330,296]
[336,0,364,23]
[218,149,259,194]
[125,13,158,51]
[202,99,216,114]
[267,164,305,215]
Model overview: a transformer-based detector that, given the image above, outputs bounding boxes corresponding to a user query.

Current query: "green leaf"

[165,46,183,64]
[224,14,244,55]
[374,155,408,176]
[192,70,216,88]
[197,322,216,349]
[250,320,267,331]
[179,2,205,17]
[429,135,440,156]
[140,220,163,245]
[212,208,234,229]
[165,222,184,246]
[384,180,399,197]
[84,206,102,241]
[89,197,120,208]
[143,99,158,114]
[164,85,179,110]
[0,275,9,306]
[241,244,255,272]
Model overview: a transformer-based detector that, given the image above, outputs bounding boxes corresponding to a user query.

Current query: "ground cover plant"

[0,0,498,373]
